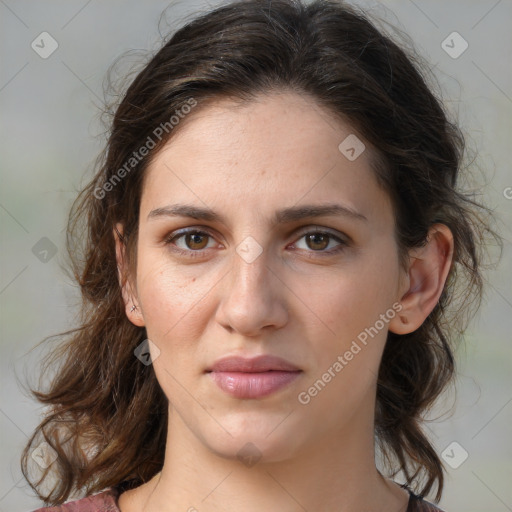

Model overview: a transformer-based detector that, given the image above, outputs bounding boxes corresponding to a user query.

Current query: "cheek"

[294,266,389,335]
[136,257,203,340]
[295,253,399,366]
[295,274,393,415]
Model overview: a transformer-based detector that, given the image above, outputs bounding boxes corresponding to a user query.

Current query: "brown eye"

[165,229,215,255]
[184,232,209,250]
[305,233,330,251]
[293,229,347,255]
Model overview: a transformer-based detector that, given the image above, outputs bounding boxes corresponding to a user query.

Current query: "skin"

[114,90,454,512]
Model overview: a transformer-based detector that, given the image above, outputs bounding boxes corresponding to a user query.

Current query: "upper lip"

[206,355,301,373]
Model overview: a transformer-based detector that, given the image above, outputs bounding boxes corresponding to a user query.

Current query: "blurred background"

[1,1,510,511]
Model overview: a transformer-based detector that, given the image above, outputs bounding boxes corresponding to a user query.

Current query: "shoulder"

[28,487,121,512]
[414,501,446,512]
[407,491,447,512]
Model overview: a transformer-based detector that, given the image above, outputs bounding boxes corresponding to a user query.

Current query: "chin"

[199,412,308,464]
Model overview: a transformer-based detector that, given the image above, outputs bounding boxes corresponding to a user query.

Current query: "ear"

[389,223,454,335]
[114,223,145,327]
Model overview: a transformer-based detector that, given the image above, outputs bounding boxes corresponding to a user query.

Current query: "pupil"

[188,233,206,249]
[308,233,327,250]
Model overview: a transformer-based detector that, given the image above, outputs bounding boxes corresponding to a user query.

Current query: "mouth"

[205,354,302,399]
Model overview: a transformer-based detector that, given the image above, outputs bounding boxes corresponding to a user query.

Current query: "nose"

[214,238,289,336]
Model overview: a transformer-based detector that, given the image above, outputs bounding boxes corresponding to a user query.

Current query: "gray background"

[1,1,511,511]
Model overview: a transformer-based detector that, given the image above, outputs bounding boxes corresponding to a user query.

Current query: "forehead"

[140,91,393,228]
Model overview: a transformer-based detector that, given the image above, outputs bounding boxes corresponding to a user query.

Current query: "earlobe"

[388,224,454,335]
[113,223,145,328]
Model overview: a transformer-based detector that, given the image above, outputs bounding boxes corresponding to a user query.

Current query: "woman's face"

[122,91,409,462]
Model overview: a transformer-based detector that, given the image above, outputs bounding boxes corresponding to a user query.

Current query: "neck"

[124,401,409,512]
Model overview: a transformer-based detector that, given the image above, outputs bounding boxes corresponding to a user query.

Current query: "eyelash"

[163,227,348,259]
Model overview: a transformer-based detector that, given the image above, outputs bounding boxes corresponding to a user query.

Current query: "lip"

[206,355,302,399]
[207,354,300,373]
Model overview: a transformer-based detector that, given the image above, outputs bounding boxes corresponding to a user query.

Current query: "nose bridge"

[226,207,271,285]
[230,233,273,299]
[216,232,288,334]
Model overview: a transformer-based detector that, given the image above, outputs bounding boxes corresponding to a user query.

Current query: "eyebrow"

[147,202,368,225]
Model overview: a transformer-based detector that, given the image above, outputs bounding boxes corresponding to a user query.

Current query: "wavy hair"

[21,0,499,505]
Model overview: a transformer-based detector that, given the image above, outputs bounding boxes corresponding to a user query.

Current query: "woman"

[21,0,496,511]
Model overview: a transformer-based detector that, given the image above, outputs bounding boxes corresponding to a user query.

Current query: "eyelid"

[290,228,349,253]
[293,225,349,242]
[164,228,219,249]
[164,225,349,255]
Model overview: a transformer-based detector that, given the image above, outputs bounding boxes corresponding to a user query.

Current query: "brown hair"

[20,0,500,505]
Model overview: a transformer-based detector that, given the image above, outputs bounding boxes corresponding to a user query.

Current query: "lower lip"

[208,371,302,399]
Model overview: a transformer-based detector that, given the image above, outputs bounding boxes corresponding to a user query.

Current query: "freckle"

[192,277,196,282]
